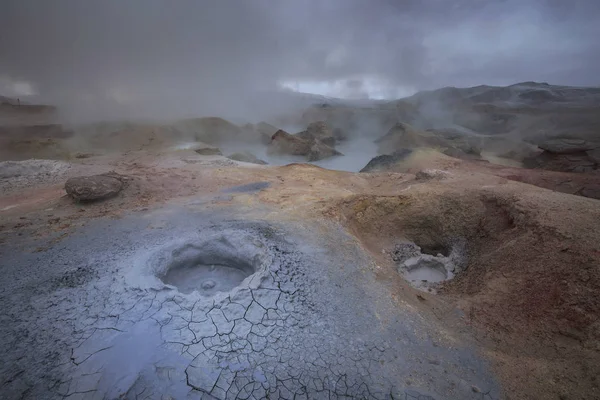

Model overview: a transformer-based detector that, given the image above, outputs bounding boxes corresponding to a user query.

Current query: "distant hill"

[401,82,600,109]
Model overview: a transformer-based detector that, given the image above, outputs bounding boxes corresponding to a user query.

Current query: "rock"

[360,149,413,172]
[267,130,312,156]
[227,152,268,165]
[194,144,222,156]
[64,173,125,201]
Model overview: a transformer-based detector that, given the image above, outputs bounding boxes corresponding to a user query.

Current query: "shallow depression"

[153,232,268,296]
[162,262,254,295]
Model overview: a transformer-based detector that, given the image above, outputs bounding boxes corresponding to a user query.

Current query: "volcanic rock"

[65,173,125,201]
[268,130,312,156]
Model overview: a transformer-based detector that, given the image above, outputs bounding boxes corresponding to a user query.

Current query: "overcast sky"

[1,0,599,120]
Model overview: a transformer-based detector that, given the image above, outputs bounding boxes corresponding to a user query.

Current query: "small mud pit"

[154,231,269,296]
[391,240,466,292]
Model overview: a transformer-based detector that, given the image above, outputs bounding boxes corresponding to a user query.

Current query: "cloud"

[1,0,598,120]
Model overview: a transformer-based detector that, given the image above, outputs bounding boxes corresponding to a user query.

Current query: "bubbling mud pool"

[152,231,269,296]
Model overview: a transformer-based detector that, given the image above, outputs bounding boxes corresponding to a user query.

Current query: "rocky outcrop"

[524,138,600,173]
[227,152,268,165]
[360,149,413,172]
[268,130,312,156]
[65,173,126,201]
[268,129,342,161]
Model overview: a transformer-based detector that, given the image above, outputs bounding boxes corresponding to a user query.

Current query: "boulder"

[360,149,413,173]
[227,152,268,165]
[268,130,312,156]
[65,173,125,201]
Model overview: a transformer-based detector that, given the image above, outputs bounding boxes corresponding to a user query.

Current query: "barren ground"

[1,149,599,400]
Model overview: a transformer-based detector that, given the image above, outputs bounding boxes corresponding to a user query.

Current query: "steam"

[1,0,599,123]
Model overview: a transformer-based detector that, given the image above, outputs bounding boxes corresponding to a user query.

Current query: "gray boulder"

[65,173,125,201]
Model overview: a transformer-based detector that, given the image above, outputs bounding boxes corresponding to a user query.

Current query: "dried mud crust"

[329,186,600,399]
[0,210,499,400]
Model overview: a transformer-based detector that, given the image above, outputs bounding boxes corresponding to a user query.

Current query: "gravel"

[0,159,71,193]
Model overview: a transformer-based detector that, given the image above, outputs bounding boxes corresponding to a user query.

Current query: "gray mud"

[0,203,500,399]
[392,241,466,292]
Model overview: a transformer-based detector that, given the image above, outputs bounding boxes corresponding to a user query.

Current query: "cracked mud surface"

[0,201,500,400]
